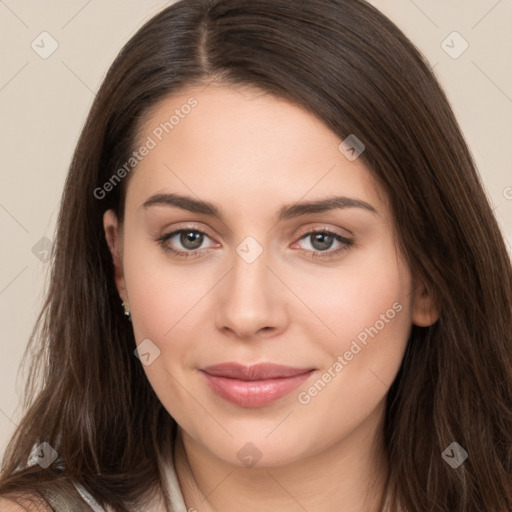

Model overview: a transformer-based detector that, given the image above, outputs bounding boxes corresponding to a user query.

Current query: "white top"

[73,456,188,511]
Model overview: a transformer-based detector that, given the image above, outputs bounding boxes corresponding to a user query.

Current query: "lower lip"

[200,370,314,408]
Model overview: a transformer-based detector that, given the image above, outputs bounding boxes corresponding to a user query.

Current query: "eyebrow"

[141,193,378,221]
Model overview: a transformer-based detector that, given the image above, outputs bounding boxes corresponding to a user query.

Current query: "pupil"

[181,231,202,249]
[312,233,333,251]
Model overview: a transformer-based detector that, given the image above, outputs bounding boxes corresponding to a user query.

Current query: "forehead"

[125,84,386,219]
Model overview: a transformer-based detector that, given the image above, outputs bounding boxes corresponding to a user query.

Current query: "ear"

[103,209,128,306]
[411,278,439,327]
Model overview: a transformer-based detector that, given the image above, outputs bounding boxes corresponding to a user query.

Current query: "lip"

[200,362,315,408]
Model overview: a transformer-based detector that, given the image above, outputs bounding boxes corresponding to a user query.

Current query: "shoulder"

[0,496,52,511]
[0,470,104,511]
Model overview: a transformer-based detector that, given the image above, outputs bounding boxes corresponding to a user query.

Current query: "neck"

[173,400,390,512]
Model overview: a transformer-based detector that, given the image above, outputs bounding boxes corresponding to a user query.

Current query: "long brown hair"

[1,0,511,510]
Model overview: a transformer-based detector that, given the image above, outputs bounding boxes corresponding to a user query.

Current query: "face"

[104,84,437,468]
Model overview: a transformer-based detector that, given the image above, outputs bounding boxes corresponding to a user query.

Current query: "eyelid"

[293,223,353,240]
[159,223,214,239]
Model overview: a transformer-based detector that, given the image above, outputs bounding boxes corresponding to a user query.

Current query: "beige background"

[0,0,511,460]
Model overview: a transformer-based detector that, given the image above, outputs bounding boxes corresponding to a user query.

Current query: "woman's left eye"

[293,230,354,259]
[156,228,353,260]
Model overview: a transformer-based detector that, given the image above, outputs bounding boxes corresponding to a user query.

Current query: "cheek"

[301,244,413,409]
[292,250,412,446]
[121,230,211,342]
[297,241,412,351]
[121,240,212,425]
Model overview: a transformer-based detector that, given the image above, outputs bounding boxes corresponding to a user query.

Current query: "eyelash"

[155,226,354,260]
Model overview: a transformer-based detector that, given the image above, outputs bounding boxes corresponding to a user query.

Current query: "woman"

[0,0,511,510]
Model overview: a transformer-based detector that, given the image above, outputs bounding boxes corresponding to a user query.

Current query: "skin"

[104,83,438,512]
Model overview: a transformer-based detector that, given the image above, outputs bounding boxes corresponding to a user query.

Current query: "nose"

[214,246,288,340]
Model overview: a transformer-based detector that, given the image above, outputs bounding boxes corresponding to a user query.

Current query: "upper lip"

[200,362,314,381]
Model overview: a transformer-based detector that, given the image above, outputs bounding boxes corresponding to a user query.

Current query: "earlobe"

[411,279,440,327]
[103,209,128,305]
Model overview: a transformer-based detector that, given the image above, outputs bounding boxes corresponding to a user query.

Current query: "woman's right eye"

[156,228,216,259]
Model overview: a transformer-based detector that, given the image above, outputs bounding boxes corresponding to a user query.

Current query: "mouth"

[199,362,316,408]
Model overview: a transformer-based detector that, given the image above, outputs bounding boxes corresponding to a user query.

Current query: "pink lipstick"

[200,362,315,408]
